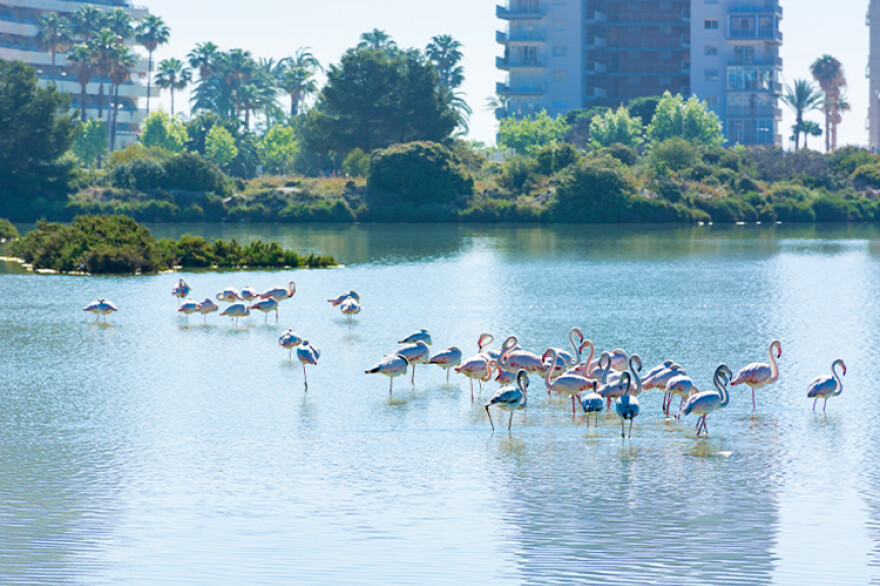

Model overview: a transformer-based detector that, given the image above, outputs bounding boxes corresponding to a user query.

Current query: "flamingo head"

[579,339,594,354]
[629,354,643,372]
[772,340,782,358]
[478,333,494,352]
[516,370,529,395]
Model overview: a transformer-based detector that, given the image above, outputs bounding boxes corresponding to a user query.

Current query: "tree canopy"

[647,92,724,148]
[497,110,570,155]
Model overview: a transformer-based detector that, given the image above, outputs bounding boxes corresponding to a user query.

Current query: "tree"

[426,34,464,90]
[261,124,298,174]
[368,141,473,206]
[278,48,322,117]
[155,58,192,117]
[358,29,397,53]
[73,120,108,168]
[108,46,138,151]
[831,93,851,152]
[135,14,171,115]
[497,110,570,155]
[38,13,70,72]
[589,106,645,150]
[810,55,846,153]
[627,97,661,126]
[141,111,187,152]
[104,8,133,40]
[70,5,106,41]
[304,48,458,155]
[188,41,221,81]
[646,92,723,148]
[801,120,822,151]
[67,44,94,122]
[205,125,238,168]
[782,79,823,151]
[0,60,77,217]
[88,27,123,118]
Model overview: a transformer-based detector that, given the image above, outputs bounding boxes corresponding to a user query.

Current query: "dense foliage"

[0,218,19,240]
[11,215,335,274]
[368,142,473,207]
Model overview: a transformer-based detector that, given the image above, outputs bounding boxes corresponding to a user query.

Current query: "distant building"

[869,1,880,152]
[496,0,783,147]
[0,0,151,147]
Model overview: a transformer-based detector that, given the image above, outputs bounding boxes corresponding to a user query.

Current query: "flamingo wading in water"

[682,364,733,437]
[806,359,846,412]
[395,341,430,387]
[485,370,529,432]
[328,290,359,307]
[261,281,296,302]
[178,298,200,325]
[197,298,219,324]
[429,347,463,383]
[366,354,410,394]
[297,341,320,391]
[279,329,303,359]
[399,329,432,346]
[171,278,191,305]
[220,303,250,327]
[543,349,597,415]
[731,339,782,412]
[249,297,280,323]
[83,298,117,323]
[615,372,639,439]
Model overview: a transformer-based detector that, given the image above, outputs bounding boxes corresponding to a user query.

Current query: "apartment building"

[496,0,783,146]
[0,0,151,147]
[869,0,880,152]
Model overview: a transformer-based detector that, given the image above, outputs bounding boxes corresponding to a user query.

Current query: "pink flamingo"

[731,340,782,411]
[220,302,249,327]
[171,278,191,305]
[279,329,303,359]
[249,297,280,323]
[197,298,219,324]
[216,287,242,304]
[682,365,733,437]
[500,336,546,374]
[643,362,687,415]
[178,298,200,325]
[261,281,296,302]
[429,347,463,383]
[806,359,846,412]
[485,370,529,432]
[395,341,430,386]
[297,341,320,391]
[665,374,699,419]
[544,349,596,415]
[339,298,361,325]
[598,355,643,408]
[455,333,495,399]
[366,354,410,394]
[399,329,432,346]
[328,290,360,306]
[241,286,259,302]
[83,298,117,323]
[544,327,585,373]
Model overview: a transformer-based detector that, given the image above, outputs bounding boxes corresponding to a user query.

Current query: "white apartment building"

[869,0,880,152]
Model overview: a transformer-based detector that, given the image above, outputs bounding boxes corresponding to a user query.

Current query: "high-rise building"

[869,1,880,152]
[0,0,151,148]
[496,0,783,147]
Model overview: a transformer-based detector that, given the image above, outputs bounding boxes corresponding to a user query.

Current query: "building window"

[552,98,567,109]
[705,69,719,81]
[552,19,566,31]
[628,51,640,61]
[706,96,719,107]
[705,19,719,30]
[705,45,718,56]
[552,70,567,82]
[660,26,672,35]
[734,46,755,64]
[660,52,672,61]
[519,46,539,65]
[552,45,567,57]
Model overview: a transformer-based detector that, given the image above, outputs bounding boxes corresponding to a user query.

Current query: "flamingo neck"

[832,361,844,396]
[768,343,779,382]
[544,350,558,388]
[569,329,582,362]
[715,372,730,407]
[581,342,595,375]
[629,359,642,395]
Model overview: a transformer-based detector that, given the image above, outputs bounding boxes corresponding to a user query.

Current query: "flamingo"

[558,339,595,378]
[455,355,492,400]
[665,373,699,419]
[220,302,249,327]
[261,281,296,302]
[216,287,242,304]
[643,363,687,415]
[731,340,782,411]
[587,351,614,384]
[806,359,846,412]
[366,354,410,394]
[171,278,191,304]
[615,372,640,439]
[395,341,430,386]
[399,329,432,346]
[682,364,733,437]
[579,383,604,427]
[297,340,320,391]
[485,370,529,432]
[249,297,280,323]
[83,298,117,323]
[241,286,259,302]
[495,368,517,386]
[598,355,643,408]
[428,347,462,383]
[339,298,361,325]
[279,329,303,359]
[197,298,219,324]
[178,298,200,325]
[328,290,360,306]
[544,327,585,373]
[543,349,597,415]
[643,360,675,384]
[500,336,546,374]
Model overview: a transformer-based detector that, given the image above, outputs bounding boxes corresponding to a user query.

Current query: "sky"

[143,0,871,149]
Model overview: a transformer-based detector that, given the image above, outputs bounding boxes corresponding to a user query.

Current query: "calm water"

[2,223,880,584]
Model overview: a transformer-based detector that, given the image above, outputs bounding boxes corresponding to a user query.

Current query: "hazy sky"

[144,0,870,149]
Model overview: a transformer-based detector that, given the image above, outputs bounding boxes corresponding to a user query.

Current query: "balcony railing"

[497,30,547,43]
[496,4,545,20]
[726,106,782,119]
[728,2,782,16]
[496,56,545,69]
[497,82,546,96]
[728,29,783,42]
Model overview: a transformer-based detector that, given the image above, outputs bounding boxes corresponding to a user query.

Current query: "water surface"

[1,223,878,584]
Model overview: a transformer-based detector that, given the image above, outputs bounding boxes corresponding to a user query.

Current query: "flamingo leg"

[508,411,513,431]
[823,398,828,412]
[621,418,625,438]
[628,419,634,439]
[571,395,576,415]
[752,388,756,412]
[470,378,474,401]
[446,369,450,383]
[486,406,494,432]
[703,418,709,437]
[411,364,416,387]
[303,364,308,391]
[812,399,817,412]
[389,377,393,395]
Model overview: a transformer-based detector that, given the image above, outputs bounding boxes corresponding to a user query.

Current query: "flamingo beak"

[843,365,847,375]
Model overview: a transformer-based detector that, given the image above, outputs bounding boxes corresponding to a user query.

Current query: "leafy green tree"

[278,48,322,117]
[497,110,570,155]
[69,5,106,41]
[261,125,298,174]
[0,60,77,218]
[783,79,823,151]
[141,111,188,152]
[627,97,661,126]
[801,120,823,151]
[646,92,723,148]
[67,44,94,122]
[304,48,458,155]
[135,14,171,115]
[650,137,699,171]
[206,125,238,169]
[342,148,370,177]
[552,155,637,222]
[589,106,645,150]
[107,45,138,151]
[810,55,846,152]
[73,120,108,168]
[368,141,473,206]
[155,57,192,117]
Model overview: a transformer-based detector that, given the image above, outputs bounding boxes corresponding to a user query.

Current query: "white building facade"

[0,0,151,148]
[869,0,880,152]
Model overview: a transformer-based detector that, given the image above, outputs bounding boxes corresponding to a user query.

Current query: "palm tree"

[135,14,171,115]
[801,120,823,150]
[782,79,822,151]
[89,28,123,118]
[810,55,846,153]
[38,13,70,72]
[278,48,322,116]
[449,90,473,135]
[830,93,851,151]
[426,34,464,90]
[188,41,221,80]
[104,8,133,40]
[108,46,138,151]
[70,5,106,41]
[67,44,94,122]
[358,29,397,53]
[155,58,192,117]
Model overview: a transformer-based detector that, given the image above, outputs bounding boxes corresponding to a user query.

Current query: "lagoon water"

[2,223,880,584]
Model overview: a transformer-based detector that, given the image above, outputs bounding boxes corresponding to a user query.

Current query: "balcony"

[497,30,547,44]
[586,10,606,23]
[496,56,545,70]
[729,2,782,17]
[727,105,782,119]
[728,81,782,94]
[496,82,546,96]
[585,36,606,48]
[728,28,783,43]
[496,4,545,20]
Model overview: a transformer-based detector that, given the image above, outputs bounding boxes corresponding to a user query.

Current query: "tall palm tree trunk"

[98,80,104,118]
[170,88,175,117]
[146,51,153,115]
[79,84,88,122]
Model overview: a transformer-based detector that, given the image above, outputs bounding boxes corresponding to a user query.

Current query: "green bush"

[176,234,213,267]
[692,197,758,223]
[552,155,637,222]
[812,196,849,222]
[342,148,370,178]
[602,143,639,166]
[459,199,544,222]
[651,138,699,172]
[852,164,880,190]
[0,218,19,239]
[111,158,166,191]
[772,200,816,223]
[368,141,474,206]
[163,152,231,196]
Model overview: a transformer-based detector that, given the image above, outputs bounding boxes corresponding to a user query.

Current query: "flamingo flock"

[83,279,850,437]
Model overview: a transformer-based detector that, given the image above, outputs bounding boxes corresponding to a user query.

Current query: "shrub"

[175,234,213,267]
[692,197,757,223]
[110,158,166,191]
[0,218,19,239]
[772,200,816,223]
[812,196,849,222]
[651,138,699,171]
[162,153,231,196]
[852,164,880,190]
[602,143,638,166]
[342,148,370,178]
[552,155,637,222]
[536,144,580,175]
[132,200,180,222]
[500,155,539,192]
[368,141,474,206]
